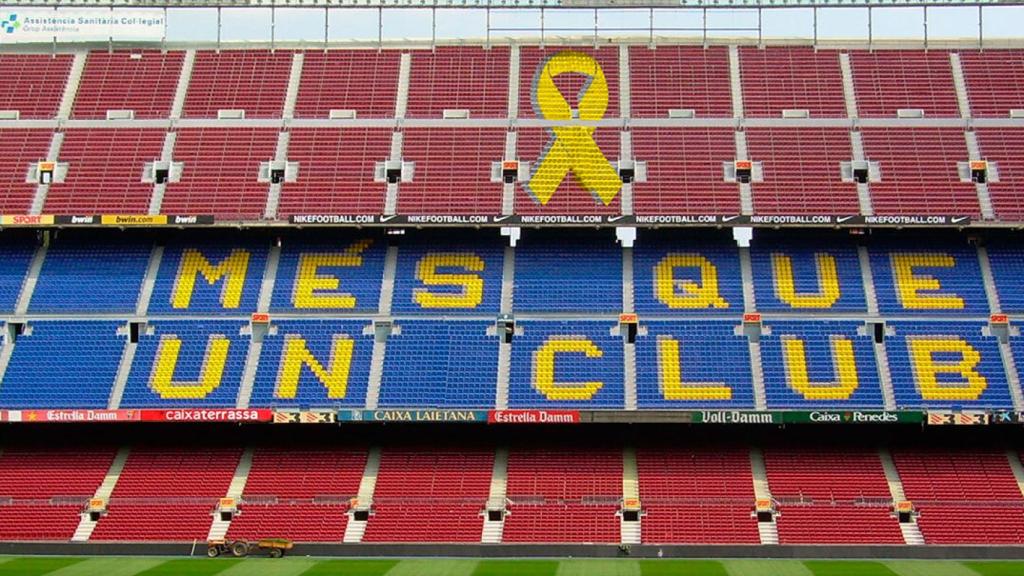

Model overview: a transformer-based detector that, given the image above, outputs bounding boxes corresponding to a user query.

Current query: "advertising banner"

[337,409,488,423]
[0,409,140,423]
[0,9,165,43]
[487,410,581,424]
[138,409,272,423]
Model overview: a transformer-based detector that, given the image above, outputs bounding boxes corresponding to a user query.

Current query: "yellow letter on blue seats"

[657,337,732,400]
[414,253,485,309]
[908,336,987,400]
[654,254,729,309]
[293,240,373,309]
[772,253,840,309]
[782,335,858,400]
[532,336,604,400]
[172,249,250,309]
[275,335,354,399]
[890,253,965,310]
[149,334,230,399]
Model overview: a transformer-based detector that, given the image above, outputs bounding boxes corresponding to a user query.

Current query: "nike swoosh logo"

[494,216,511,222]
[607,216,625,222]
[951,216,970,224]
[380,215,396,222]
[721,215,740,222]
[837,216,854,223]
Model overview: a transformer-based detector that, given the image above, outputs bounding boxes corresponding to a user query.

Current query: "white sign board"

[0,9,165,43]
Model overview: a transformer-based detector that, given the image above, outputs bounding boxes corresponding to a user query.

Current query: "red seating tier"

[637,447,758,544]
[0,129,54,214]
[45,129,164,214]
[893,450,1024,544]
[775,504,903,544]
[295,49,400,119]
[503,448,621,543]
[739,47,846,118]
[397,128,505,215]
[861,128,979,216]
[913,505,1024,544]
[407,47,509,118]
[641,504,759,544]
[241,448,366,498]
[73,50,184,119]
[514,127,622,215]
[183,50,292,118]
[746,128,859,215]
[631,127,740,215]
[0,505,86,541]
[228,503,350,542]
[0,55,72,119]
[0,448,115,498]
[518,47,619,119]
[363,449,493,543]
[960,50,1024,118]
[629,46,732,118]
[227,448,366,542]
[850,50,959,117]
[278,128,392,216]
[162,127,278,218]
[975,128,1024,220]
[763,449,891,500]
[91,448,240,542]
[503,503,620,543]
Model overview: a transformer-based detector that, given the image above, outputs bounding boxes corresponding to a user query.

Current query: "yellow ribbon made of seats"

[526,50,622,206]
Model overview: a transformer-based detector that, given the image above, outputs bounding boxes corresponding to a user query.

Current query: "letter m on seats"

[172,249,250,310]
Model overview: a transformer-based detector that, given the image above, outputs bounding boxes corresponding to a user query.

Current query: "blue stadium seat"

[636,321,754,409]
[0,244,34,314]
[0,321,125,408]
[750,245,867,312]
[870,245,989,316]
[30,243,151,313]
[514,243,622,313]
[391,243,503,315]
[121,320,248,408]
[148,244,267,316]
[251,319,373,409]
[761,321,884,409]
[634,243,743,315]
[985,245,1024,314]
[509,321,624,408]
[380,320,498,408]
[887,321,1012,409]
[271,239,385,313]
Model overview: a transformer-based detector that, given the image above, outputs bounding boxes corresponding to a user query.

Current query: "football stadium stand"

[0,46,1023,221]
[0,233,1015,411]
[3,36,1024,554]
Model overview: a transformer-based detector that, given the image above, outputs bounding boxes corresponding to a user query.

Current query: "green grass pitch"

[0,557,1019,576]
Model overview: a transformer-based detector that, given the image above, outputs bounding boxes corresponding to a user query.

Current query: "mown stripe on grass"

[216,558,320,576]
[299,559,400,576]
[45,557,165,576]
[962,561,1024,576]
[135,558,242,576]
[885,560,981,576]
[471,560,559,576]
[723,559,814,576]
[385,559,479,576]
[556,559,641,576]
[804,561,899,576]
[639,559,730,576]
[0,557,87,576]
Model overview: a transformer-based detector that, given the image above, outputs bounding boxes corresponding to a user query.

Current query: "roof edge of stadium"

[3,36,1024,52]
[0,0,1022,9]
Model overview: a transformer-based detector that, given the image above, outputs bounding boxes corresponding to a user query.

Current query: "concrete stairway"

[345,447,381,543]
[72,447,130,542]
